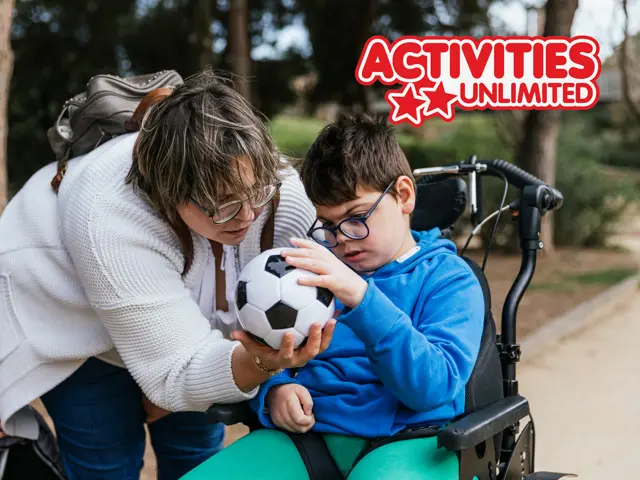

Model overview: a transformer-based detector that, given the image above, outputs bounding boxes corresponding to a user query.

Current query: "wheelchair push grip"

[483,159,564,211]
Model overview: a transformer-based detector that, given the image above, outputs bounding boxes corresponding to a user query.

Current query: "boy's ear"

[396,176,415,215]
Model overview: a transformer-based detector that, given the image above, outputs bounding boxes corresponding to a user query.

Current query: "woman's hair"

[126,69,281,274]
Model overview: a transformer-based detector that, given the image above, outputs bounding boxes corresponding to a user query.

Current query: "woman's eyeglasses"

[307,180,395,248]
[190,182,281,224]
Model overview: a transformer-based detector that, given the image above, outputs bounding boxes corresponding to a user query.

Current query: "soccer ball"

[234,248,336,349]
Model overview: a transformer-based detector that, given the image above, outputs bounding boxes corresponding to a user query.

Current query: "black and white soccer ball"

[234,248,336,349]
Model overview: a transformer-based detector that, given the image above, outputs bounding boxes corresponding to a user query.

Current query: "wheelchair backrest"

[412,176,504,456]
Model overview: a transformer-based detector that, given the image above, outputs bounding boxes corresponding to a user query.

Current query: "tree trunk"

[228,0,251,103]
[619,0,640,124]
[0,0,14,214]
[515,0,579,253]
[193,0,213,71]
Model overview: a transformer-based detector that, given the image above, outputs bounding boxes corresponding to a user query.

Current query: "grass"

[530,267,638,292]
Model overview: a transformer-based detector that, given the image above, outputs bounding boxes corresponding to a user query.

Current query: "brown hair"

[126,69,281,274]
[299,114,414,206]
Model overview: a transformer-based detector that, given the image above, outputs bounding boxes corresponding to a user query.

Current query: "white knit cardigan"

[0,133,316,437]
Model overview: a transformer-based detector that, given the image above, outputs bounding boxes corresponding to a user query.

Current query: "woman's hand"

[267,383,315,433]
[231,319,336,371]
[142,394,171,424]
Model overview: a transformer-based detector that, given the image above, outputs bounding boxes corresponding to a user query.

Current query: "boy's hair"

[300,114,414,206]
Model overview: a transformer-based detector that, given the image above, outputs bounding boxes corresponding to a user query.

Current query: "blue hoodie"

[249,228,485,438]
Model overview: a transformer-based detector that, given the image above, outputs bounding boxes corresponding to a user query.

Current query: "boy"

[183,114,484,479]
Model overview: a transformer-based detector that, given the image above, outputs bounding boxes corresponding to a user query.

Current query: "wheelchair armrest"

[438,395,530,451]
[205,402,257,426]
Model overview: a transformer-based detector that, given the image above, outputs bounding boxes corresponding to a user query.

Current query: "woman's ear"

[395,176,415,215]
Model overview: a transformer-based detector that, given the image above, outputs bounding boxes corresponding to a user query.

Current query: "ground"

[518,286,640,479]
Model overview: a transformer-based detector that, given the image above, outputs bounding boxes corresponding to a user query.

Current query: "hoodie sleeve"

[338,255,485,413]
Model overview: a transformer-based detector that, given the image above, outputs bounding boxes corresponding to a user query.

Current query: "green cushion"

[180,429,309,480]
[180,429,458,480]
[347,436,458,480]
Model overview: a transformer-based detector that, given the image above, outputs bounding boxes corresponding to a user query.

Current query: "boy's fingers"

[275,406,296,432]
[297,274,330,289]
[296,387,314,416]
[287,397,312,426]
[289,237,320,249]
[285,256,330,275]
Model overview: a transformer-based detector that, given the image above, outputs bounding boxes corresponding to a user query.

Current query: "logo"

[355,36,601,125]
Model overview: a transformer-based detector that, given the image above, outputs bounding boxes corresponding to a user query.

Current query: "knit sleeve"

[60,189,257,412]
[272,168,316,248]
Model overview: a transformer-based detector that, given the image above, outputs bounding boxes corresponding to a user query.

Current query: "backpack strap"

[124,86,174,132]
[260,192,281,252]
[50,87,173,193]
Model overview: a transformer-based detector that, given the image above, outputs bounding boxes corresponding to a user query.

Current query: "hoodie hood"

[371,228,455,279]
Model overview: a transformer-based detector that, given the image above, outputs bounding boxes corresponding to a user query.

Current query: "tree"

[229,0,252,102]
[515,0,580,252]
[0,0,14,212]
[619,0,640,124]
[193,0,214,71]
[292,0,496,113]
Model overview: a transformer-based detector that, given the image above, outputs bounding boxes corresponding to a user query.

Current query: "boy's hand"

[267,383,315,433]
[281,238,368,309]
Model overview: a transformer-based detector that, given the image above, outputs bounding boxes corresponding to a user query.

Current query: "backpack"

[0,407,67,480]
[47,70,184,193]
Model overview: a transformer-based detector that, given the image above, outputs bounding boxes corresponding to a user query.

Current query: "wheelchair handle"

[413,159,564,213]
[483,159,564,211]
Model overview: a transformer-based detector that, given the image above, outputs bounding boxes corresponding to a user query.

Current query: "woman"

[0,70,334,479]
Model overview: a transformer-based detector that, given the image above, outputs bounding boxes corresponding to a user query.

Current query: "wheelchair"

[201,157,576,480]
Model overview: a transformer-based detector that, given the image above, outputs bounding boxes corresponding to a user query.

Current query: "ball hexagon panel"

[264,328,306,349]
[236,280,248,310]
[237,304,273,338]
[245,269,281,311]
[294,300,335,337]
[264,254,295,279]
[316,287,334,308]
[279,269,317,310]
[265,301,298,330]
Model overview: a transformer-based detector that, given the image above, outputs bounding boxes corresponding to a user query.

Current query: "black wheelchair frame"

[206,157,576,480]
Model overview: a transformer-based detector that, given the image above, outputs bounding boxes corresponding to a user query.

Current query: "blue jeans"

[40,357,225,480]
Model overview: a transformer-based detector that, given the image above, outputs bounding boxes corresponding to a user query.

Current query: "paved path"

[518,285,640,479]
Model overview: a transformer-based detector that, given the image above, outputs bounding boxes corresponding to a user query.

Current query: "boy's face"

[314,176,416,273]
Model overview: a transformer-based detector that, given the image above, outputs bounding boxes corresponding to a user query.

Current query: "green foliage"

[269,112,639,249]
[9,0,137,194]
[553,144,638,247]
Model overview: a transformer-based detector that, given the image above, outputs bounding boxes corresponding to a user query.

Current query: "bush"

[469,128,639,249]
[553,138,639,246]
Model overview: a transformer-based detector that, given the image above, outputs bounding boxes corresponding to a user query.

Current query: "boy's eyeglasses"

[307,180,395,248]
[190,182,281,224]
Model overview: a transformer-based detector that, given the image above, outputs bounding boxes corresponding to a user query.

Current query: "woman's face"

[177,157,267,245]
